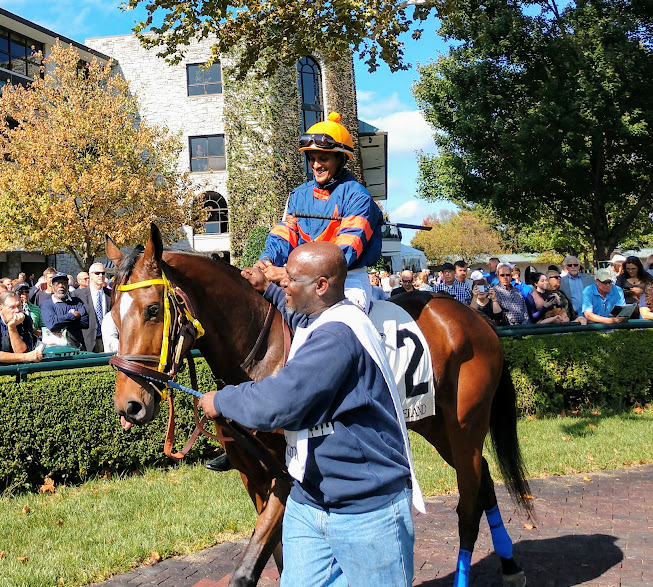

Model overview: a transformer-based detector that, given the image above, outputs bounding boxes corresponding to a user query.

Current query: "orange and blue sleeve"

[335,189,381,267]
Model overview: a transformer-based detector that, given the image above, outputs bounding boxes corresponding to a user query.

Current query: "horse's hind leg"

[411,414,485,587]
[477,458,526,586]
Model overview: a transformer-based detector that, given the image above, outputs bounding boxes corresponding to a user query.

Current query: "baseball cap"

[13,281,30,292]
[51,272,69,283]
[595,268,612,284]
[441,263,455,271]
[609,254,627,264]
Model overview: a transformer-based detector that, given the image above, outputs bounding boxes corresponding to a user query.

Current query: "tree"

[411,209,502,263]
[414,0,653,263]
[0,43,205,270]
[123,0,454,78]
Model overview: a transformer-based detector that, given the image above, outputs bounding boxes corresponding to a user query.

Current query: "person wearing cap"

[255,112,382,314]
[581,268,627,324]
[0,291,42,363]
[560,256,594,315]
[433,262,472,304]
[608,253,627,282]
[40,272,89,348]
[14,281,43,337]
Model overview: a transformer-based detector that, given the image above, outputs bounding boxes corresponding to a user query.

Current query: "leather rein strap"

[109,271,285,470]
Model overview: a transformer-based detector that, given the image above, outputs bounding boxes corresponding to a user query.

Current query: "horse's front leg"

[229,475,288,586]
[223,432,290,587]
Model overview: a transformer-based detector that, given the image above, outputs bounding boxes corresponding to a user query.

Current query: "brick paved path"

[94,465,652,586]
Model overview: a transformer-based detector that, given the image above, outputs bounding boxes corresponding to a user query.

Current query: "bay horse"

[107,224,532,587]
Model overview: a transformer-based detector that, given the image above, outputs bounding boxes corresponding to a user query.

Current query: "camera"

[477,285,489,293]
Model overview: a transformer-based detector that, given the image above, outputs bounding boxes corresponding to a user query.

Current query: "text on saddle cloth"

[368,300,436,423]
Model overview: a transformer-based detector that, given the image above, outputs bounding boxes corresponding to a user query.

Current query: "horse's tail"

[489,359,534,517]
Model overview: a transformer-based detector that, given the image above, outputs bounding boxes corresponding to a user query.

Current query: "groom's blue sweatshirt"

[213,283,410,513]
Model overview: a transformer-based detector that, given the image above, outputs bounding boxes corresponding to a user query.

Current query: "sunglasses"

[549,275,561,279]
[566,263,579,267]
[92,271,106,275]
[498,273,512,277]
[299,133,353,153]
[401,279,412,283]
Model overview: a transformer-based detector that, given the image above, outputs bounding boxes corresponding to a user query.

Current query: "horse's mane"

[114,245,144,287]
[112,245,245,298]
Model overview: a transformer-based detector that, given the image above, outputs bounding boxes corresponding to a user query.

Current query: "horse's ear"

[105,235,124,266]
[143,223,164,270]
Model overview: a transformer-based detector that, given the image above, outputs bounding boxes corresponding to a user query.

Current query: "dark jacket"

[75,286,112,352]
[41,295,89,348]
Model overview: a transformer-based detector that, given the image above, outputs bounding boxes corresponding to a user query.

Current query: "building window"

[187,62,222,96]
[297,57,324,179]
[297,57,324,133]
[203,192,229,234]
[189,135,226,172]
[0,27,43,87]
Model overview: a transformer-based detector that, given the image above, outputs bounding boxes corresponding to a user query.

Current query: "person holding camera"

[469,275,505,325]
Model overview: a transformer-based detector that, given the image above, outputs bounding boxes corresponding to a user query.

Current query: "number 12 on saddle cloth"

[368,301,436,423]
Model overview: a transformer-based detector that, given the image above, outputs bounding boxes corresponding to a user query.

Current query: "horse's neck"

[163,254,272,381]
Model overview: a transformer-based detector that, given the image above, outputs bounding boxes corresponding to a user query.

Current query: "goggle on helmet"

[298,112,354,160]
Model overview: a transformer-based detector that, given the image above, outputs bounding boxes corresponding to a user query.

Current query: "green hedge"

[503,329,653,414]
[0,361,218,494]
[2,330,652,492]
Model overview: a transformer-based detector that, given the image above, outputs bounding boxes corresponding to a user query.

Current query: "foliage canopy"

[122,0,453,78]
[411,208,503,263]
[0,43,205,270]
[414,0,653,262]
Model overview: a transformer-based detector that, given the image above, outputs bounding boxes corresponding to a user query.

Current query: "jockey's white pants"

[344,267,372,313]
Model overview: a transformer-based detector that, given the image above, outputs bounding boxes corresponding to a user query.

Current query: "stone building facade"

[2,7,384,274]
[85,34,365,264]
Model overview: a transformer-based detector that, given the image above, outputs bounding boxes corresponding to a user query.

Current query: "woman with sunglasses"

[255,112,382,313]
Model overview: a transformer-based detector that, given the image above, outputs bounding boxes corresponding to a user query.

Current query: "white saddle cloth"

[369,300,436,423]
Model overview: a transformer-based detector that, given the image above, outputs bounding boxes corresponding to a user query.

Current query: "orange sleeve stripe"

[335,234,364,257]
[340,215,374,239]
[313,220,341,243]
[270,224,299,248]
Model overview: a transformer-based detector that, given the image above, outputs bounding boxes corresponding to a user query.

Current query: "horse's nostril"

[125,400,145,419]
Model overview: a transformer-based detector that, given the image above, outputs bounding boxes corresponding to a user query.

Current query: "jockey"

[254,112,382,313]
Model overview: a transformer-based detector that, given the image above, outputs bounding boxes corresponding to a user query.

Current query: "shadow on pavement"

[415,533,622,587]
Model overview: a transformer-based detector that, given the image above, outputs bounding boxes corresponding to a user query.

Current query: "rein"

[109,269,287,468]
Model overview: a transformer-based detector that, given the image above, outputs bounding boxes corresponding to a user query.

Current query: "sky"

[4,0,456,245]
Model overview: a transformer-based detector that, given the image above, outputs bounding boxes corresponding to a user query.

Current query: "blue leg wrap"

[486,504,513,559]
[453,549,472,587]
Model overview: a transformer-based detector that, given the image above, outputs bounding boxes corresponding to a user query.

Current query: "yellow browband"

[117,273,204,399]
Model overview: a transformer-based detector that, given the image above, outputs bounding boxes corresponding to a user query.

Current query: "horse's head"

[107,224,169,429]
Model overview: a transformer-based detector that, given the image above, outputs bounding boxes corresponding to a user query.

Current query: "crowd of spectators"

[370,254,653,328]
[0,264,118,365]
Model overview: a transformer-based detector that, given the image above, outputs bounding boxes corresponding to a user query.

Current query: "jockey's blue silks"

[453,549,472,587]
[486,504,513,559]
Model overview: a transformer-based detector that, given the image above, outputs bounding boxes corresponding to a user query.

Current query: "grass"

[0,410,651,586]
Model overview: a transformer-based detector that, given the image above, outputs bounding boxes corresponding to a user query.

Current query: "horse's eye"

[145,303,160,321]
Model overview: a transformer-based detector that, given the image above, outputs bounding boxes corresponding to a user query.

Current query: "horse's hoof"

[503,570,526,587]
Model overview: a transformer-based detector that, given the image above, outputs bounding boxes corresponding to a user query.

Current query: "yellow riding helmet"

[299,112,354,160]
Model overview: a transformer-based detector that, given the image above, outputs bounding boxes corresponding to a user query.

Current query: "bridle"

[109,271,205,401]
[109,268,288,469]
